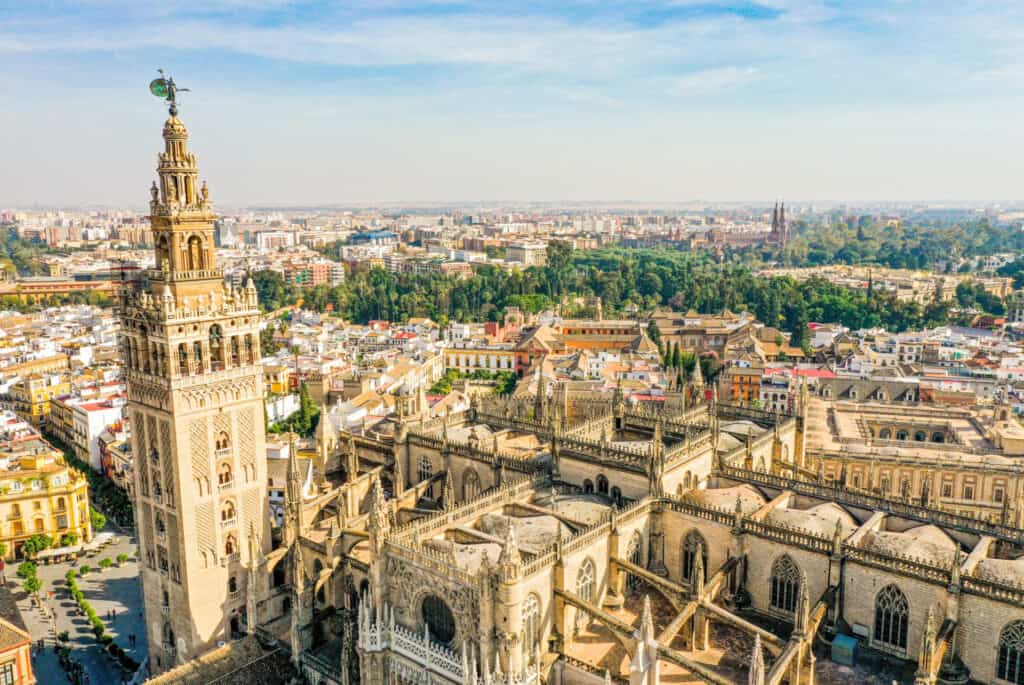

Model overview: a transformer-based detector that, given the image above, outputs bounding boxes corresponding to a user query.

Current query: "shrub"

[60,533,78,547]
[23,576,42,596]
[98,558,113,571]
[79,565,91,576]
[65,569,78,582]
[116,553,129,565]
[57,630,70,643]
[16,562,37,579]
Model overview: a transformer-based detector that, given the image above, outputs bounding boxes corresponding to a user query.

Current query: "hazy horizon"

[3,1,1023,207]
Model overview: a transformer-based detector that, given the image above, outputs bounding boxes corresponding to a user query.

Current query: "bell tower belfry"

[121,79,270,674]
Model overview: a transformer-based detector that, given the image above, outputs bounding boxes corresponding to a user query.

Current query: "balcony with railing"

[218,479,234,492]
[215,447,232,460]
[220,517,236,529]
[220,553,241,567]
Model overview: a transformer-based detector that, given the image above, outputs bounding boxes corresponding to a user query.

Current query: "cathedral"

[128,108,1024,685]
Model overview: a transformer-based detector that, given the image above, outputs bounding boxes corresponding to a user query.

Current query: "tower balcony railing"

[220,553,241,567]
[215,448,232,459]
[161,604,170,616]
[218,479,234,492]
[148,267,224,282]
[220,517,236,529]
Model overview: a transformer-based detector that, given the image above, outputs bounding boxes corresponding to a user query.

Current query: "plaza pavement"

[14,527,148,684]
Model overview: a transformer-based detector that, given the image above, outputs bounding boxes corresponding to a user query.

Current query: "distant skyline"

[2,1,1023,207]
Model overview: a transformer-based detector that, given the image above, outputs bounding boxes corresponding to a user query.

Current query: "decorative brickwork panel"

[141,503,153,542]
[166,512,180,569]
[195,501,215,564]
[147,415,158,454]
[243,488,260,537]
[238,407,255,468]
[190,417,209,481]
[160,418,174,481]
[134,411,149,495]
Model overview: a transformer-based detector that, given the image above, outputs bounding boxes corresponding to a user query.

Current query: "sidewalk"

[20,528,147,684]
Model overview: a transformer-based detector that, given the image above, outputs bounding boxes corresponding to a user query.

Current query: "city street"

[15,528,147,684]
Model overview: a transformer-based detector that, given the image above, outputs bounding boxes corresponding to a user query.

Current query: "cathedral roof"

[767,502,858,537]
[688,484,765,514]
[861,524,960,564]
[144,634,291,685]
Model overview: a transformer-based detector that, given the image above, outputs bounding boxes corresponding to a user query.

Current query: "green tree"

[16,561,37,579]
[60,533,78,547]
[23,576,42,597]
[98,558,113,571]
[21,534,53,558]
[90,507,107,531]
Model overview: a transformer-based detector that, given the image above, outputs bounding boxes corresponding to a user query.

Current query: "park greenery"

[777,217,1024,270]
[253,241,984,346]
[428,368,517,396]
[268,380,320,438]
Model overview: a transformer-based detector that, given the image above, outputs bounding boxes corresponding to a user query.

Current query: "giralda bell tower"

[120,78,270,673]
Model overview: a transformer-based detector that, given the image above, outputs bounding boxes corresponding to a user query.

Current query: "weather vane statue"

[149,69,190,116]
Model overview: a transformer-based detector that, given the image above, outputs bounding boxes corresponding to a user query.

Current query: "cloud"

[671,66,759,96]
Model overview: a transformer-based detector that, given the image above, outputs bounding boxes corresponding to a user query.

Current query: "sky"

[1,0,1022,208]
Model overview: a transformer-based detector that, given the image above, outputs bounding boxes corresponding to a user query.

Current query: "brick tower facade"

[120,102,270,673]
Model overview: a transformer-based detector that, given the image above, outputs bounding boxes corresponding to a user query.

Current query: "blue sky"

[1,0,1022,207]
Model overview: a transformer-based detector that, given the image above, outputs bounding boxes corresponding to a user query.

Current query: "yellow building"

[8,373,70,429]
[0,434,92,561]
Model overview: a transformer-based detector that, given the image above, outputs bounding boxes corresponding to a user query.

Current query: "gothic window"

[178,343,188,375]
[626,531,643,591]
[421,595,456,645]
[193,341,204,371]
[769,555,800,613]
[245,334,255,363]
[228,576,237,594]
[896,430,908,441]
[583,479,594,494]
[998,621,1024,684]
[681,530,707,584]
[418,456,433,483]
[272,563,286,588]
[873,585,909,651]
[611,486,622,505]
[576,558,596,603]
[523,593,540,664]
[225,535,236,556]
[230,336,241,366]
[879,428,891,440]
[914,431,927,442]
[596,474,609,496]
[221,500,236,523]
[163,623,175,648]
[462,468,481,500]
[218,463,233,486]
[931,432,945,443]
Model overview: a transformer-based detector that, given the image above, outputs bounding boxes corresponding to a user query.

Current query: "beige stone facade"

[122,105,270,674]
